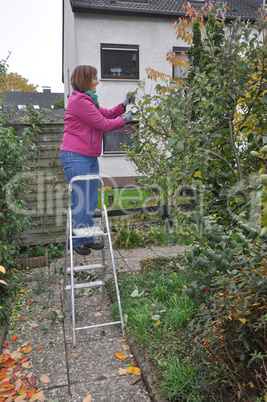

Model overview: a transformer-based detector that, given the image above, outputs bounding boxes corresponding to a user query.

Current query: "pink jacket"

[61,89,126,156]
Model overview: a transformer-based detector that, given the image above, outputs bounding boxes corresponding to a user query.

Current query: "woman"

[60,65,132,255]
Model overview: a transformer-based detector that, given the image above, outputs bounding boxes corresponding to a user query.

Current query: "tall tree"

[1,72,38,92]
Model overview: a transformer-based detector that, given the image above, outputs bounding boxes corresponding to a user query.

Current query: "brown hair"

[70,65,97,92]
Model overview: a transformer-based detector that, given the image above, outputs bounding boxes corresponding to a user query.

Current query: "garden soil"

[1,244,185,401]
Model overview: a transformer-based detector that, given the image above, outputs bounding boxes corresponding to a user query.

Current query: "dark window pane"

[101,44,139,79]
[103,126,135,154]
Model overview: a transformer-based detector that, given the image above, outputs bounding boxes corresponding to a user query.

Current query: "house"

[62,0,262,187]
[2,86,65,119]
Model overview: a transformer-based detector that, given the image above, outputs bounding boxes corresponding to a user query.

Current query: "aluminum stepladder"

[62,174,124,347]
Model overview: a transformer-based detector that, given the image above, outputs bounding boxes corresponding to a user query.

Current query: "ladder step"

[65,280,105,291]
[73,226,106,238]
[65,264,105,274]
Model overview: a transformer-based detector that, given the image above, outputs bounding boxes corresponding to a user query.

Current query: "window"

[33,105,40,109]
[173,47,189,79]
[103,126,136,154]
[101,44,139,79]
[18,105,26,110]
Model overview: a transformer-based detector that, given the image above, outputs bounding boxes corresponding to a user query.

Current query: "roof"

[70,0,262,20]
[2,91,65,118]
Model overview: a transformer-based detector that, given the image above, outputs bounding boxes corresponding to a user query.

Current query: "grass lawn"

[97,187,152,210]
[107,256,215,401]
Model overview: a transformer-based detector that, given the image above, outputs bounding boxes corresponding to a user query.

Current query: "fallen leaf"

[21,341,30,348]
[19,387,28,395]
[121,344,130,351]
[94,312,102,317]
[36,345,42,351]
[15,393,26,402]
[1,357,16,368]
[130,376,142,385]
[83,395,92,402]
[0,381,14,388]
[0,266,6,274]
[28,377,36,387]
[126,366,141,376]
[115,351,129,362]
[23,346,32,354]
[37,317,43,321]
[103,313,110,317]
[118,368,127,376]
[53,310,61,315]
[0,280,7,285]
[21,362,33,369]
[30,324,39,329]
[132,360,138,367]
[26,389,35,399]
[29,389,44,402]
[18,317,26,321]
[19,356,30,364]
[74,352,80,359]
[14,378,23,391]
[11,335,18,342]
[39,374,51,384]
[26,300,34,306]
[2,342,8,348]
[80,364,86,371]
[14,394,27,401]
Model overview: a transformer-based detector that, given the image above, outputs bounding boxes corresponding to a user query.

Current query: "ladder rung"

[65,264,105,274]
[76,321,123,331]
[65,280,105,291]
[72,226,106,238]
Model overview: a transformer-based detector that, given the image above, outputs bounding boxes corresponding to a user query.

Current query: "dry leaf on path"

[126,366,141,376]
[118,368,127,376]
[74,352,80,359]
[11,335,18,342]
[94,312,102,317]
[23,346,32,354]
[39,374,51,384]
[29,389,45,402]
[30,323,39,329]
[36,344,42,351]
[130,376,142,385]
[80,364,86,371]
[121,344,130,351]
[83,395,92,402]
[114,351,129,362]
[21,361,33,369]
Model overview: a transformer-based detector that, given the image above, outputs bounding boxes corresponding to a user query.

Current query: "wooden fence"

[13,121,68,246]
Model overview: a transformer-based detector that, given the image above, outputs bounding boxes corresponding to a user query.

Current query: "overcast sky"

[0,0,64,93]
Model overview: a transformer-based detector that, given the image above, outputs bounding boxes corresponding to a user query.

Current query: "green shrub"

[0,117,38,324]
[184,216,267,400]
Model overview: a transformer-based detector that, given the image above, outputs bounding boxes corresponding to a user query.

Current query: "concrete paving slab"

[117,247,157,261]
[70,375,151,401]
[28,342,68,389]
[67,337,130,383]
[43,385,71,401]
[150,244,185,257]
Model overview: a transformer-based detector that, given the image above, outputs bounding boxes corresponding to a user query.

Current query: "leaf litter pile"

[0,335,47,401]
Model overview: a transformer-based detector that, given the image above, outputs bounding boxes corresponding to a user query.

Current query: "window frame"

[103,124,136,155]
[101,44,139,80]
[172,46,189,80]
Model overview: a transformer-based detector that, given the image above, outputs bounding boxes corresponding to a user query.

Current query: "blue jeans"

[60,151,99,246]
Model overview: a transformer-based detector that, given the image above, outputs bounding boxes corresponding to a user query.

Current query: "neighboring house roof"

[70,0,262,20]
[2,89,65,118]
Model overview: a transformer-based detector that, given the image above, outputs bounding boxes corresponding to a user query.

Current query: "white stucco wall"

[63,7,187,183]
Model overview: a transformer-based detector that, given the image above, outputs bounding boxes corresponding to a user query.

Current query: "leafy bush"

[183,216,267,400]
[0,117,38,324]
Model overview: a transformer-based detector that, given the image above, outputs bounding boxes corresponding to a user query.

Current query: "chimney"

[42,86,51,93]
